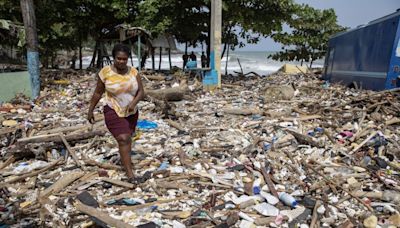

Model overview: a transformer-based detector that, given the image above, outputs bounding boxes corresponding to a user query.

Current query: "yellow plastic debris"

[280,64,308,74]
[20,201,32,208]
[2,120,18,127]
[52,79,71,85]
[132,130,142,141]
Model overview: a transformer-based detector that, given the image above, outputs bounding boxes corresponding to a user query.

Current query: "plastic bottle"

[51,149,60,159]
[252,178,262,195]
[278,192,297,208]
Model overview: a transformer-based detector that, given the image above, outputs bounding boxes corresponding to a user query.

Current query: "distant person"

[182,54,189,69]
[190,51,197,61]
[87,43,145,184]
[201,52,207,68]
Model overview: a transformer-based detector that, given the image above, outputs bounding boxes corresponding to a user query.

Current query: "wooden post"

[20,0,40,98]
[203,0,222,90]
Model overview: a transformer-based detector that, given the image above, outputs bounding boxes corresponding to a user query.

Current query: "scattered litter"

[0,69,399,227]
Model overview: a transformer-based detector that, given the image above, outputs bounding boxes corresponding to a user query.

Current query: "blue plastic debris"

[158,161,169,170]
[137,120,158,130]
[263,142,271,151]
[186,60,197,69]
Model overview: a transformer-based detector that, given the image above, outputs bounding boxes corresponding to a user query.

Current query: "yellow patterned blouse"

[98,65,139,117]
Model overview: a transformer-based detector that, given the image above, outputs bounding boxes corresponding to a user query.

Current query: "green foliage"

[269,4,346,66]
[223,0,295,50]
[1,0,345,68]
[0,0,138,66]
[134,0,209,47]
[134,0,296,52]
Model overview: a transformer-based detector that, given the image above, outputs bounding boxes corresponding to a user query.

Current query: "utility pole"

[20,0,40,98]
[203,0,222,90]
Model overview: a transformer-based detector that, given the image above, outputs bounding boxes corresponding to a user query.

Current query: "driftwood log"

[145,86,187,101]
[16,129,107,145]
[285,129,324,148]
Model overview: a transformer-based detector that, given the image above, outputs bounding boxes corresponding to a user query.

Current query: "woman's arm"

[129,73,145,110]
[87,75,105,123]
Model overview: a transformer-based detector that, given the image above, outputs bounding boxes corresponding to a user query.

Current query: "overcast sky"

[242,0,400,51]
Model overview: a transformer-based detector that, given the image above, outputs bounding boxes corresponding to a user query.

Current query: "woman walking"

[88,43,144,183]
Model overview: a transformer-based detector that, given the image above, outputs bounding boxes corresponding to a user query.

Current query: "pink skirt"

[103,105,139,138]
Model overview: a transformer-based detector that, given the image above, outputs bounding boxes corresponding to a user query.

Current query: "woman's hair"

[112,43,131,58]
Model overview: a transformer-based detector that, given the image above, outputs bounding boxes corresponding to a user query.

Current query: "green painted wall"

[0,71,32,102]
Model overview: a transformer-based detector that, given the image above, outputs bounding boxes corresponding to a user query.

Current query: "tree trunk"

[221,26,232,59]
[168,48,172,70]
[43,51,49,68]
[237,58,243,75]
[151,47,155,71]
[221,42,227,60]
[51,53,55,68]
[96,42,102,68]
[20,0,40,97]
[89,41,99,68]
[79,34,82,70]
[225,44,230,75]
[158,47,162,71]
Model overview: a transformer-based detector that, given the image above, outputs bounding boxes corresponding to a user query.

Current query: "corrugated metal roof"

[150,34,177,50]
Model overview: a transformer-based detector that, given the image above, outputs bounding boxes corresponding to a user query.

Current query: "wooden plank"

[75,201,134,228]
[350,131,377,154]
[41,171,85,198]
[260,167,279,199]
[59,133,85,170]
[0,155,15,170]
[17,130,106,145]
[0,125,25,136]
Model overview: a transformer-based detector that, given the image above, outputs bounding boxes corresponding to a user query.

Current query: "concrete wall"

[0,71,32,102]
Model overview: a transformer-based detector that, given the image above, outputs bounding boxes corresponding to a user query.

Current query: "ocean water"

[81,51,324,76]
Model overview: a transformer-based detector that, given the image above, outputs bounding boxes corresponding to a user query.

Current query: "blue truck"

[324,10,400,90]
